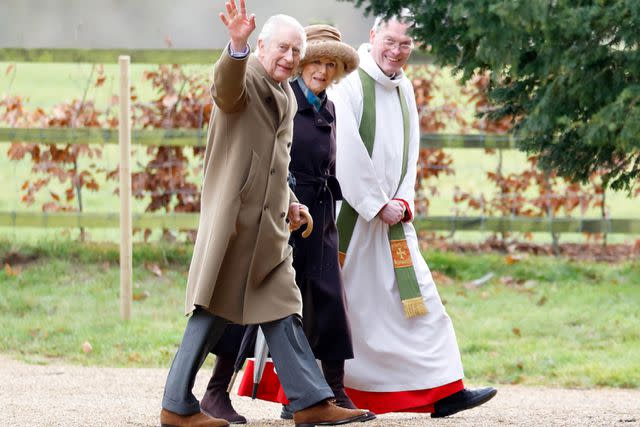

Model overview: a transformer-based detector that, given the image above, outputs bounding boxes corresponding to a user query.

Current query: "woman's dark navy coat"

[288,81,353,361]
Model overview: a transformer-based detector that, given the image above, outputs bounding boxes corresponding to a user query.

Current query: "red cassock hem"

[237,359,464,414]
[345,379,464,414]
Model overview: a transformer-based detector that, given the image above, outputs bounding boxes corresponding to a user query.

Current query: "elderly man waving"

[159,1,374,426]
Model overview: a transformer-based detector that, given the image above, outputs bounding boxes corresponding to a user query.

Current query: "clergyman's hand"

[377,200,405,225]
[218,0,256,52]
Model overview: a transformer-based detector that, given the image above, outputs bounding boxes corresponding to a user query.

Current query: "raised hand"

[219,0,256,51]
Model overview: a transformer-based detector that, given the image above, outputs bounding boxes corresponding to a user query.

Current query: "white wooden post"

[119,55,132,321]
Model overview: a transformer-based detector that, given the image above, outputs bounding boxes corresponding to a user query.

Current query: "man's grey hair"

[371,8,414,33]
[254,14,307,58]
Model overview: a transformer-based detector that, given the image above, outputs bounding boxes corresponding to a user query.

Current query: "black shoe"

[431,387,497,418]
[281,404,294,420]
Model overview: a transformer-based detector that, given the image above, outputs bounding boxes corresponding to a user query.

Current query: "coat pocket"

[239,150,261,200]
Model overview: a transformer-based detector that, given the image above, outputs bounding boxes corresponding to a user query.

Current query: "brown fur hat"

[299,24,359,74]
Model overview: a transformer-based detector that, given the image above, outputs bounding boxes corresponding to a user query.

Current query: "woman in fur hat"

[277,23,361,418]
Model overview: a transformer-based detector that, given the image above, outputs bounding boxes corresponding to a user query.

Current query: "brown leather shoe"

[293,400,375,427]
[160,408,230,427]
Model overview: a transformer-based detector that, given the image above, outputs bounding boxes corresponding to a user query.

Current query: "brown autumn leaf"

[512,327,521,337]
[128,352,141,362]
[145,262,163,277]
[82,341,93,353]
[4,263,21,276]
[537,296,548,306]
[133,290,150,301]
[95,75,106,87]
[504,254,524,265]
[5,64,14,75]
[499,275,516,286]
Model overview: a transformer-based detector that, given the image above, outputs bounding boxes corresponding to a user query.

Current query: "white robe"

[329,44,464,392]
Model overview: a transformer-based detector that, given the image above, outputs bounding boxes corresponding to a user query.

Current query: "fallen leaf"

[505,254,524,264]
[82,341,93,353]
[133,290,150,301]
[128,352,141,362]
[145,262,163,277]
[512,327,521,337]
[537,296,548,306]
[4,263,21,276]
[500,276,516,286]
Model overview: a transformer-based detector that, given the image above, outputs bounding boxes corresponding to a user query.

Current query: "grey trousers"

[162,308,333,415]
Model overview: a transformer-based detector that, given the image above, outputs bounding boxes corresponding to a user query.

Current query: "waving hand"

[219,0,256,51]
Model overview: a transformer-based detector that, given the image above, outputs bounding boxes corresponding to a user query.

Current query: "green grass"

[1,239,638,389]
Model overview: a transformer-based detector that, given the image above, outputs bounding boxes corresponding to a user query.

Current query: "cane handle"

[290,209,313,238]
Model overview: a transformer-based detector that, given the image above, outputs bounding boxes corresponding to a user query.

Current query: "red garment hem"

[345,379,464,414]
[237,359,464,414]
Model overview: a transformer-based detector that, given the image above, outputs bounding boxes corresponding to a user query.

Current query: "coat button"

[264,205,269,211]
[270,168,276,175]
[317,119,323,124]
[280,212,286,218]
[287,142,292,147]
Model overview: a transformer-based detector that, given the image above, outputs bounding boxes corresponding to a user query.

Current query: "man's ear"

[257,39,265,58]
[369,29,376,45]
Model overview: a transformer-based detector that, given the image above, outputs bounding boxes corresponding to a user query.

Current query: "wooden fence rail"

[0,128,517,149]
[2,129,637,236]
[1,211,638,234]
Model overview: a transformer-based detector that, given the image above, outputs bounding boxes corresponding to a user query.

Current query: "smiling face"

[301,57,339,95]
[369,19,414,77]
[257,25,304,83]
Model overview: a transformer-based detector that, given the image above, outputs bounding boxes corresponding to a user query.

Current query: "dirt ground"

[1,354,638,427]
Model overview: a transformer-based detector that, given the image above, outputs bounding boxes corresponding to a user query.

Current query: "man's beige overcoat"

[184,51,302,324]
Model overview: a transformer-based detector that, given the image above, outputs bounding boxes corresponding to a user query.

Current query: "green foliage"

[346,0,640,191]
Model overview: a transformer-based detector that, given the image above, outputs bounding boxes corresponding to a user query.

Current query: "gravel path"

[1,354,638,426]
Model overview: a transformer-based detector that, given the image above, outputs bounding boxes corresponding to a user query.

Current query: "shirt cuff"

[228,42,250,59]
[393,198,413,222]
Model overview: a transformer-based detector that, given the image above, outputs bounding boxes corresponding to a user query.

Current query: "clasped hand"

[378,200,405,225]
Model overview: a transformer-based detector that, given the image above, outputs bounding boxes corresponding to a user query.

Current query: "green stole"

[336,69,427,318]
